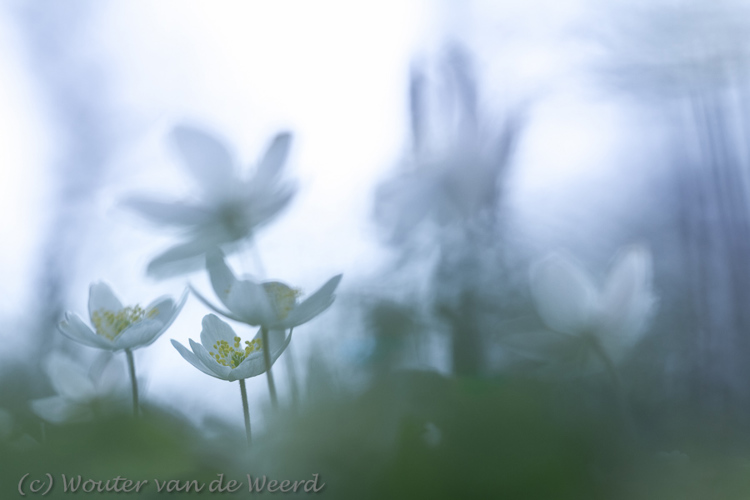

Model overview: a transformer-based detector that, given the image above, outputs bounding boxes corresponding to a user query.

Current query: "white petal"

[226,352,266,381]
[88,282,123,319]
[199,314,239,351]
[597,245,656,360]
[112,319,163,351]
[282,274,342,328]
[137,289,188,348]
[171,339,219,378]
[190,285,246,322]
[171,124,236,198]
[206,251,273,324]
[58,312,114,350]
[121,197,212,226]
[30,397,92,424]
[190,339,232,380]
[146,239,223,279]
[529,254,597,335]
[243,183,296,227]
[145,296,175,321]
[145,289,188,329]
[95,358,127,395]
[256,327,286,350]
[230,329,292,381]
[206,250,238,310]
[44,354,97,402]
[253,132,292,184]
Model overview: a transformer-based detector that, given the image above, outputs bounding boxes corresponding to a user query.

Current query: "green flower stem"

[125,349,139,417]
[261,327,278,409]
[239,379,251,447]
[284,329,300,407]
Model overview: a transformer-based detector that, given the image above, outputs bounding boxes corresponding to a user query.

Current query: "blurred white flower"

[59,282,187,351]
[529,246,656,364]
[30,354,128,424]
[192,250,342,330]
[374,46,523,244]
[124,125,296,278]
[172,314,291,382]
[0,408,39,450]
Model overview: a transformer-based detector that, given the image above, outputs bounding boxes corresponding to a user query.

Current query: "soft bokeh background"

[0,0,608,429]
[5,0,750,497]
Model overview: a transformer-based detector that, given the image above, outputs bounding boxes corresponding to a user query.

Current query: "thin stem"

[261,327,278,409]
[239,379,251,447]
[284,329,300,407]
[125,349,139,417]
[588,336,636,439]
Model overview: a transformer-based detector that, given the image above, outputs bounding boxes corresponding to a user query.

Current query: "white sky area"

[0,0,652,429]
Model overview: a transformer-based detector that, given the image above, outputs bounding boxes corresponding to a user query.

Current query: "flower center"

[219,201,251,239]
[262,282,300,320]
[91,305,158,341]
[211,336,263,368]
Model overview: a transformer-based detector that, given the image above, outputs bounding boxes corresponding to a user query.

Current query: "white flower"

[529,246,656,364]
[59,282,187,351]
[172,314,291,382]
[30,354,128,424]
[192,250,342,330]
[374,46,523,244]
[124,125,296,278]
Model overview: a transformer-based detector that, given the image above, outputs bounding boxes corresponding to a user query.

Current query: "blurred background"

[4,0,750,497]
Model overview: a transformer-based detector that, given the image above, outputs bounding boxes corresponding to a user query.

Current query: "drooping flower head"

[191,250,342,330]
[59,282,187,351]
[124,125,297,278]
[172,314,291,382]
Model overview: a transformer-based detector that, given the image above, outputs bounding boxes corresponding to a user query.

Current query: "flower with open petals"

[124,125,296,278]
[192,251,342,330]
[31,354,128,424]
[59,282,187,351]
[172,314,291,381]
[529,246,656,364]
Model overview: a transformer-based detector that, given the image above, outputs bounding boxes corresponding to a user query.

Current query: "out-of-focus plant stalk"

[125,349,139,417]
[239,379,251,447]
[284,328,300,407]
[588,335,637,440]
[261,327,279,409]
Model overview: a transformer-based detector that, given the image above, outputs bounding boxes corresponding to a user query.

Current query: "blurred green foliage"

[4,369,750,498]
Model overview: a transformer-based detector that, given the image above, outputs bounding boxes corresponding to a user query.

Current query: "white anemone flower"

[192,251,342,330]
[30,354,128,424]
[59,282,187,351]
[529,246,656,365]
[124,125,296,278]
[172,314,291,382]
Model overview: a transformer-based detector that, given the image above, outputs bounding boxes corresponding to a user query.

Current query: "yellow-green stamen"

[91,305,158,341]
[211,336,263,368]
[262,282,301,320]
